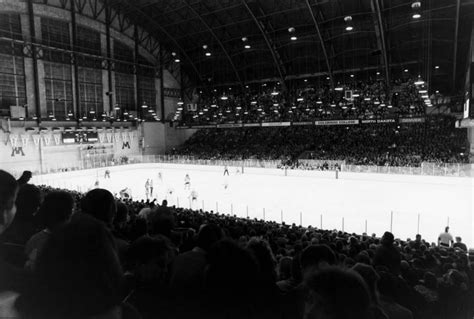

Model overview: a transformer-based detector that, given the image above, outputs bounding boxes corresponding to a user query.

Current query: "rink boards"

[31,163,474,247]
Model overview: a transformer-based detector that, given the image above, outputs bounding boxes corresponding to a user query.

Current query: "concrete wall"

[0,0,183,118]
[0,127,141,177]
[142,122,196,154]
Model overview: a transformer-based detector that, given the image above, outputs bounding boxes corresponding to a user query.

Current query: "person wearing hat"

[17,171,32,186]
[452,236,467,252]
[374,232,401,275]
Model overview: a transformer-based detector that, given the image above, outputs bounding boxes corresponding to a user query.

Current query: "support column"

[26,0,41,125]
[134,25,140,118]
[105,2,113,114]
[468,127,474,163]
[159,48,165,122]
[70,0,80,124]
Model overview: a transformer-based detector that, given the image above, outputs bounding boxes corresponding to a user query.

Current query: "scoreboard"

[62,132,98,144]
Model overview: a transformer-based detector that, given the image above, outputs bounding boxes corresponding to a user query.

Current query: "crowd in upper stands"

[179,78,431,125]
[0,169,472,319]
[171,115,468,167]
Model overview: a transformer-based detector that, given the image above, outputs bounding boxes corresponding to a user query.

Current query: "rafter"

[109,0,203,83]
[452,0,461,92]
[182,0,243,87]
[241,0,286,88]
[371,0,390,84]
[305,0,333,87]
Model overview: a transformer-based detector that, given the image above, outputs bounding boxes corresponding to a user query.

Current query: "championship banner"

[216,123,243,128]
[314,119,359,126]
[361,118,397,124]
[43,134,51,146]
[128,131,136,142]
[243,123,261,127]
[53,134,61,145]
[106,132,113,143]
[20,135,29,148]
[121,132,128,142]
[399,117,425,123]
[114,132,121,142]
[9,134,18,147]
[292,121,313,126]
[192,125,216,129]
[99,132,106,143]
[261,122,291,127]
[32,134,41,148]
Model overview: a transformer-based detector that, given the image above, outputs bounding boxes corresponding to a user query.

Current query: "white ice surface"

[32,163,474,247]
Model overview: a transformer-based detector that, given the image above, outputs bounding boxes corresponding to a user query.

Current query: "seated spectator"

[15,215,140,319]
[304,267,372,319]
[0,170,30,295]
[126,235,176,319]
[170,223,223,297]
[149,202,175,240]
[377,271,414,319]
[17,171,32,186]
[0,184,42,246]
[277,254,302,293]
[352,263,388,319]
[81,188,129,264]
[374,232,401,275]
[24,191,74,270]
[246,237,279,304]
[277,256,293,281]
[300,244,337,277]
[203,239,262,318]
[453,236,467,252]
[114,201,129,240]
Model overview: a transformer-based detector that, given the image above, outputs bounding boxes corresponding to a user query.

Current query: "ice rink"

[32,163,474,246]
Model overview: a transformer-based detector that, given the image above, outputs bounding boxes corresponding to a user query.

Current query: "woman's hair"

[205,239,260,305]
[81,188,116,227]
[16,215,123,318]
[246,237,277,283]
[126,235,175,285]
[305,267,371,319]
[14,184,42,220]
[37,191,74,230]
[0,170,19,225]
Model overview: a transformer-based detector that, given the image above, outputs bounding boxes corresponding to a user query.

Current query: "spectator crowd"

[0,169,472,319]
[180,78,429,125]
[172,115,468,167]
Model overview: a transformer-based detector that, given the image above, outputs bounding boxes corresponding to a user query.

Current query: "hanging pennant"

[106,132,113,143]
[128,131,134,142]
[121,132,128,142]
[99,132,105,143]
[9,134,18,148]
[43,134,51,146]
[114,132,121,143]
[53,134,61,145]
[3,133,9,146]
[32,134,41,148]
[20,135,29,148]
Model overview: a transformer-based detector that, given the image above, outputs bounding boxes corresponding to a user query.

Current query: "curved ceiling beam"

[110,0,203,83]
[182,0,243,87]
[371,0,390,85]
[241,0,286,88]
[305,0,333,88]
[452,0,461,92]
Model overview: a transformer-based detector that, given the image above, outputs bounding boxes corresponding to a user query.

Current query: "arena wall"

[0,126,140,177]
[0,0,189,126]
[143,122,196,154]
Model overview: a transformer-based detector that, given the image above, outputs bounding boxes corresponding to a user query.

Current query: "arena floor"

[31,163,474,247]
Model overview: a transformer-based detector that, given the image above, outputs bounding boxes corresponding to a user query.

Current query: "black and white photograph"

[0,0,473,318]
